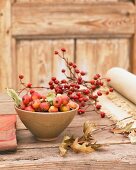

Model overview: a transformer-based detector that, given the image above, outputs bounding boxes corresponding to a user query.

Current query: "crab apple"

[41,95,46,100]
[49,106,58,112]
[53,96,62,108]
[67,101,77,109]
[40,102,50,111]
[32,99,41,109]
[30,89,35,94]
[60,105,70,112]
[20,101,26,110]
[25,106,34,112]
[22,94,31,105]
[61,95,70,105]
[31,92,41,100]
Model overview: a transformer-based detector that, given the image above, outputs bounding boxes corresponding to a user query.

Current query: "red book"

[0,115,17,151]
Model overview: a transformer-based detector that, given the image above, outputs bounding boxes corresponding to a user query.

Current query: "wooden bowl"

[15,104,79,141]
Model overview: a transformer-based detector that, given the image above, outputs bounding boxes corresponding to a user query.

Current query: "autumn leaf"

[71,138,94,153]
[59,135,74,157]
[83,121,96,140]
[111,122,133,134]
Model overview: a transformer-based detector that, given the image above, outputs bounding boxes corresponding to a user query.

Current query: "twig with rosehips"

[13,48,113,118]
[49,48,113,117]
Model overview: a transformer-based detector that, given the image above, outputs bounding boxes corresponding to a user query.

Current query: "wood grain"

[0,0,12,91]
[12,3,135,37]
[76,39,130,79]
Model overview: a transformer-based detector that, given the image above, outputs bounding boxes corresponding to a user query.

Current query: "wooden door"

[0,0,136,91]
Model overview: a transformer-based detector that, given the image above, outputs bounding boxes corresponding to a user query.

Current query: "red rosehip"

[96,74,100,78]
[49,81,53,86]
[75,69,80,73]
[83,89,90,95]
[80,71,86,76]
[19,74,24,79]
[51,77,56,81]
[78,109,85,114]
[54,51,59,55]
[61,79,67,84]
[107,78,111,82]
[73,64,77,68]
[94,75,98,80]
[54,79,59,84]
[27,83,32,88]
[91,85,96,90]
[100,112,105,118]
[96,104,101,110]
[30,89,35,94]
[99,82,104,86]
[69,62,73,66]
[105,91,109,95]
[61,48,66,52]
[109,88,113,92]
[50,85,54,90]
[61,69,66,73]
[97,91,102,96]
[90,80,95,85]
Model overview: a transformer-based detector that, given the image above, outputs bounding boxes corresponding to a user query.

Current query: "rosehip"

[19,74,24,79]
[61,69,66,73]
[109,88,113,92]
[80,71,86,76]
[107,78,111,82]
[61,79,67,84]
[91,85,96,90]
[61,48,66,52]
[96,104,101,110]
[50,85,54,90]
[97,91,102,96]
[49,81,53,86]
[90,80,95,85]
[27,83,32,88]
[69,62,73,66]
[51,77,56,81]
[100,112,105,118]
[54,79,59,84]
[73,64,77,68]
[75,69,80,73]
[30,89,35,94]
[105,91,109,95]
[54,51,59,55]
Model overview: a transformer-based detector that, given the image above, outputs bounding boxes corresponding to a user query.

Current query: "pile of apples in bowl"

[8,88,78,141]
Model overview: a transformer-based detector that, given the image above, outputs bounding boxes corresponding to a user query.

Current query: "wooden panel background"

[0,0,136,91]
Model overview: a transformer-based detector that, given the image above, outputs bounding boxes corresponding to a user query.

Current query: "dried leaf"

[111,122,133,134]
[7,88,22,107]
[59,135,74,156]
[83,121,96,140]
[71,138,94,153]
[90,142,102,150]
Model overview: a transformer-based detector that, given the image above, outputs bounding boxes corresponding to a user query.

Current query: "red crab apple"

[60,105,70,112]
[31,92,41,100]
[53,96,62,108]
[22,94,31,105]
[32,99,41,109]
[68,101,77,109]
[61,95,70,105]
[40,102,50,111]
[25,106,34,112]
[20,101,26,110]
[49,106,58,112]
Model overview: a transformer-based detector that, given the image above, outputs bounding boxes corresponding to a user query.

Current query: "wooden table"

[0,93,136,170]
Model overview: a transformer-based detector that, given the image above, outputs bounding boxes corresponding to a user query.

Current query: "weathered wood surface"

[0,93,136,169]
[12,2,135,37]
